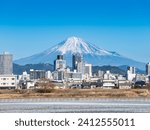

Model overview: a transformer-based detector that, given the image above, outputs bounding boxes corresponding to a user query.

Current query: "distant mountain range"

[14,36,145,70]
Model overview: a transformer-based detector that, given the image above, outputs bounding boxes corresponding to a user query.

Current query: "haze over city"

[0,0,150,62]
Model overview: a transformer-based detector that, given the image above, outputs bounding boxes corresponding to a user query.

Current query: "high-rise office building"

[0,52,13,75]
[146,62,150,75]
[54,55,66,70]
[72,53,82,70]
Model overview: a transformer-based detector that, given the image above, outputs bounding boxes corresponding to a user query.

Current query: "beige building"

[0,75,17,89]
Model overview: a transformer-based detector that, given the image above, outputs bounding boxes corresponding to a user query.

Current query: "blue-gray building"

[0,52,13,75]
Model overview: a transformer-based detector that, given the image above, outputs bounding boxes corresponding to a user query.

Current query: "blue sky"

[0,0,150,62]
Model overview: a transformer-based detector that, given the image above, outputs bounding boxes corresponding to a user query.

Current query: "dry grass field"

[0,89,150,99]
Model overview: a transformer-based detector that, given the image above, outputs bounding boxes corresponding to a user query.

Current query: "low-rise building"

[135,74,146,82]
[102,79,116,89]
[104,71,116,80]
[97,70,104,78]
[118,80,132,89]
[30,69,46,80]
[18,71,30,81]
[52,70,64,81]
[64,71,82,82]
[0,75,17,89]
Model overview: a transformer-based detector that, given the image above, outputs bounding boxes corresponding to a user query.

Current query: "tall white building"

[146,62,150,75]
[128,66,136,74]
[84,63,92,77]
[127,66,136,81]
[54,55,66,70]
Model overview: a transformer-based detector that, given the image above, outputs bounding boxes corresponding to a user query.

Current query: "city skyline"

[0,0,150,62]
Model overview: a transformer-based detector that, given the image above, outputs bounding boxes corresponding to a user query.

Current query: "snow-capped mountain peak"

[54,36,119,56]
[14,36,145,70]
[57,36,93,54]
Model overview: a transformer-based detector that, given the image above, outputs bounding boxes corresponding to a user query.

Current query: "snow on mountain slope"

[57,37,111,55]
[14,36,145,70]
[45,36,120,56]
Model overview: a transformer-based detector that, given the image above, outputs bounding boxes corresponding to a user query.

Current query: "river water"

[0,98,150,113]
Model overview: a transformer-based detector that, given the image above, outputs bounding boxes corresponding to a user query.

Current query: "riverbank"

[0,89,150,99]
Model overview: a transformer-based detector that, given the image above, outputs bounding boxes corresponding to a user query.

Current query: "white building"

[117,75,126,80]
[135,74,146,81]
[103,71,116,80]
[146,62,150,75]
[77,61,85,74]
[54,55,66,70]
[52,70,64,81]
[18,71,30,81]
[128,66,136,74]
[77,62,92,80]
[64,71,82,82]
[26,81,35,89]
[127,66,136,81]
[45,71,53,80]
[102,79,116,89]
[118,80,131,89]
[101,71,117,89]
[147,75,150,82]
[0,75,17,89]
[84,63,92,77]
[97,70,104,78]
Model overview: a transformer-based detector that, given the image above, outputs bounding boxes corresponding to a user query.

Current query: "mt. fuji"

[14,36,145,70]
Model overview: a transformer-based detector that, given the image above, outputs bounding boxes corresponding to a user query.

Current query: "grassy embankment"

[0,89,150,99]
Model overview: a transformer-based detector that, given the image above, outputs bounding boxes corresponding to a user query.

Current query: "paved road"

[0,98,150,113]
